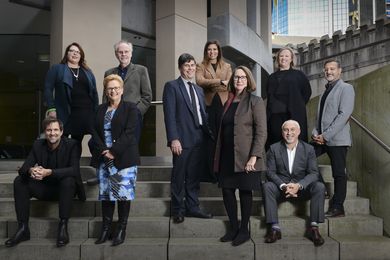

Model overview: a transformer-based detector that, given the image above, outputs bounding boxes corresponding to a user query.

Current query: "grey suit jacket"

[104,63,152,115]
[266,141,320,189]
[312,79,355,146]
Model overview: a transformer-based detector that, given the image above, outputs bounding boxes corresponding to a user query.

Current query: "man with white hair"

[263,120,326,246]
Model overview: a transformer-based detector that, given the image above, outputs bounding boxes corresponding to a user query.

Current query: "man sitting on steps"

[5,117,85,247]
[262,120,326,246]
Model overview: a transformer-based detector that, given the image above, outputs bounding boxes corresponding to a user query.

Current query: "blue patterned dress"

[97,109,137,201]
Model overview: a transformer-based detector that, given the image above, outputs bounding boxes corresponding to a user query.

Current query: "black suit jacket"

[266,140,320,189]
[18,137,86,201]
[90,101,140,170]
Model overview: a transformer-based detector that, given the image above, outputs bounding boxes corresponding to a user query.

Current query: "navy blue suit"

[163,77,208,215]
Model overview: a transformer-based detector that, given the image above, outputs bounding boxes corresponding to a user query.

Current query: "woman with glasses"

[44,42,99,149]
[90,74,140,246]
[266,46,311,147]
[214,66,267,246]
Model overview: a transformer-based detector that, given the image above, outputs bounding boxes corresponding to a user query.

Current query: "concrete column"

[211,0,247,25]
[155,0,207,156]
[50,0,121,156]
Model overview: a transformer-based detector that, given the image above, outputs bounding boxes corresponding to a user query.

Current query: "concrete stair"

[0,160,389,259]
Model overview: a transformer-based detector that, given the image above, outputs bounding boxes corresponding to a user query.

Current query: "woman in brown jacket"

[196,40,232,135]
[214,66,267,246]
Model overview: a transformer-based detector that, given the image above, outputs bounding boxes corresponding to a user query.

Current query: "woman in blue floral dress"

[90,74,140,246]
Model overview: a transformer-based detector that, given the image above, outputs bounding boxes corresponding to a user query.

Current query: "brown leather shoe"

[306,227,325,247]
[264,229,281,243]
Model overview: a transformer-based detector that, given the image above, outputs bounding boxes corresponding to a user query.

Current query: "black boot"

[56,219,69,247]
[5,222,30,247]
[112,201,130,246]
[95,201,115,244]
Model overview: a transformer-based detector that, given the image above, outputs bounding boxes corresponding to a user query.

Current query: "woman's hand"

[245,156,257,173]
[102,150,115,159]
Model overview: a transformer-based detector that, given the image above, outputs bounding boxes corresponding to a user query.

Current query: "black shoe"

[56,219,69,247]
[185,210,213,219]
[5,222,30,247]
[172,215,185,224]
[306,227,325,247]
[111,223,127,246]
[95,216,112,244]
[219,229,238,242]
[325,208,345,218]
[264,228,281,243]
[232,230,250,246]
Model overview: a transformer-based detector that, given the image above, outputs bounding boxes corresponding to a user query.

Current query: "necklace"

[69,66,80,81]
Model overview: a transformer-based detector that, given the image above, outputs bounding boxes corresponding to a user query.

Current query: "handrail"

[350,115,390,153]
[151,101,163,105]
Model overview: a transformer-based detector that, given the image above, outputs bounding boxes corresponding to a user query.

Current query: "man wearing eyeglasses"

[163,53,213,224]
[104,40,152,141]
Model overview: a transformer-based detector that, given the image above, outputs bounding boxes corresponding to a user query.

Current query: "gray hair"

[281,120,300,130]
[114,40,133,53]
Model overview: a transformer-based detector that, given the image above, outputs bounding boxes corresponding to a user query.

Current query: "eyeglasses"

[233,76,247,81]
[68,49,81,55]
[106,87,122,92]
[116,50,130,55]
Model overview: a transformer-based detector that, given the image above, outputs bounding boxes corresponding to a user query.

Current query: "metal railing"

[350,115,390,153]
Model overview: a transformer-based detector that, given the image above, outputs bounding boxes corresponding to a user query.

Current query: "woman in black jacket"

[90,74,140,246]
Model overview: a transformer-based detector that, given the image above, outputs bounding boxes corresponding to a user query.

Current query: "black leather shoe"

[264,229,281,243]
[219,229,238,242]
[111,223,127,246]
[5,222,30,247]
[306,227,325,246]
[56,219,69,247]
[185,210,213,219]
[232,230,250,246]
[95,216,112,244]
[172,215,185,224]
[325,208,345,218]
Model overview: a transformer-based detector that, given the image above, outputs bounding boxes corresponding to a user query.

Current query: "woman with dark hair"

[214,66,267,246]
[266,46,312,147]
[90,74,139,246]
[44,42,99,148]
[196,40,232,135]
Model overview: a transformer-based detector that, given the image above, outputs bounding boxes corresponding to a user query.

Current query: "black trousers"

[14,175,76,222]
[314,145,348,210]
[171,141,203,216]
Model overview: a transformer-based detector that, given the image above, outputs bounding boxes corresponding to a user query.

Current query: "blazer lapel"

[205,63,217,79]
[291,142,303,175]
[177,78,194,116]
[279,143,289,173]
[124,63,135,83]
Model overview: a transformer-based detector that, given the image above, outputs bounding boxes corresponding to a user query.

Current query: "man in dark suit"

[312,59,355,218]
[5,117,85,248]
[104,40,152,140]
[263,120,325,246]
[163,53,212,223]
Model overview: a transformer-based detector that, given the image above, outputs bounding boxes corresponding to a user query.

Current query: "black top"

[266,68,311,143]
[70,68,94,109]
[318,79,339,134]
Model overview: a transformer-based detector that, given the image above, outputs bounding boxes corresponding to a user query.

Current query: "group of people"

[164,43,355,248]
[4,40,355,249]
[5,40,151,248]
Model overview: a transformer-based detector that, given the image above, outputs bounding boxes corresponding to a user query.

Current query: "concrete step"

[328,215,384,237]
[250,216,328,237]
[326,180,357,198]
[0,238,86,260]
[168,237,254,260]
[333,235,390,260]
[90,216,169,238]
[253,236,339,260]
[6,218,91,239]
[0,195,370,218]
[81,238,168,260]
